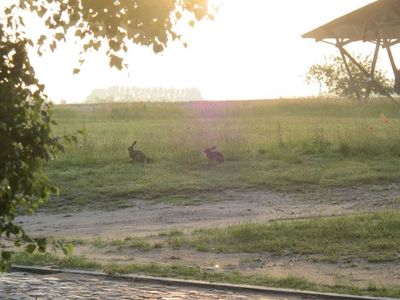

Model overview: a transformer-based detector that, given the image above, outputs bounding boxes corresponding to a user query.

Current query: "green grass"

[65,210,400,263]
[158,229,184,237]
[43,98,400,210]
[92,237,159,251]
[183,210,400,263]
[11,252,400,298]
[11,252,101,270]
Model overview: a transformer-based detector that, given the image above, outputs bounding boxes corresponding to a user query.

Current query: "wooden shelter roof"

[302,0,400,42]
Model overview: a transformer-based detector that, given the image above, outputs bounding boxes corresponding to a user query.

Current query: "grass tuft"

[187,210,400,263]
[92,237,155,251]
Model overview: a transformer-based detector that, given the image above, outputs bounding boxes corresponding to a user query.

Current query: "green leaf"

[153,43,164,53]
[37,35,47,45]
[109,54,123,70]
[36,238,47,252]
[26,244,36,254]
[22,233,34,243]
[55,32,65,41]
[1,251,12,261]
[37,7,47,18]
[62,243,74,257]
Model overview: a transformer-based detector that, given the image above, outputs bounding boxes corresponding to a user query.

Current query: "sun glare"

[22,0,381,102]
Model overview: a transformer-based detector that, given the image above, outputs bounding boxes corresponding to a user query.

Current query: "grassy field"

[45,98,400,210]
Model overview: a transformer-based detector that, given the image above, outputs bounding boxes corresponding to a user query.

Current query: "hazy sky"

[17,0,389,102]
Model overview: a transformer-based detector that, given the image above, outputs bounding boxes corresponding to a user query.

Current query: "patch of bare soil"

[17,183,400,288]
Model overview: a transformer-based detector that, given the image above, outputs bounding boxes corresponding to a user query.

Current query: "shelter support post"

[384,40,400,95]
[385,40,397,76]
[365,40,380,98]
[336,43,396,102]
[337,45,362,102]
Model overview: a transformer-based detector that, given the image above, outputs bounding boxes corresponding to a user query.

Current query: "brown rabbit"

[128,141,153,163]
[204,146,224,164]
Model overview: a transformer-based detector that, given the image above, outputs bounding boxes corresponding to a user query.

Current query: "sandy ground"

[17,183,400,288]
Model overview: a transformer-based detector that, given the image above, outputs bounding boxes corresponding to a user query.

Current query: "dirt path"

[16,183,400,288]
[18,183,400,239]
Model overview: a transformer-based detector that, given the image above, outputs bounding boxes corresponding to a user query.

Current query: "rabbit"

[127,141,153,163]
[204,146,224,164]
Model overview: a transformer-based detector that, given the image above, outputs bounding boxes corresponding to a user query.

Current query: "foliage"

[5,0,213,71]
[306,54,394,99]
[1,0,211,270]
[0,25,74,270]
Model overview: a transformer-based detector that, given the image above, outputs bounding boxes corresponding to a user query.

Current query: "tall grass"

[54,98,400,165]
[44,98,400,210]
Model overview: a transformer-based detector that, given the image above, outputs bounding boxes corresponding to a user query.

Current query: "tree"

[306,54,394,99]
[5,0,212,71]
[0,26,68,271]
[0,0,212,270]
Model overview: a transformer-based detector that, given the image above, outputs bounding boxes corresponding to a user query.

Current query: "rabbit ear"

[211,146,217,150]
[132,141,137,147]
